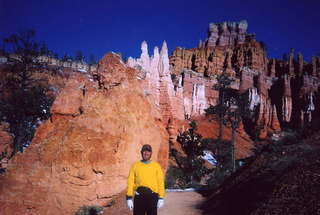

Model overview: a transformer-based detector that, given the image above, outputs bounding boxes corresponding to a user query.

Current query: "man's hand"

[127,199,133,210]
[157,198,164,208]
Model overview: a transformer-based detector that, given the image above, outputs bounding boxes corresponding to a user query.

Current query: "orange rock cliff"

[0,53,169,214]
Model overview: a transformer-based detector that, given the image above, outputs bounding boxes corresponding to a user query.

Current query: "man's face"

[141,150,152,161]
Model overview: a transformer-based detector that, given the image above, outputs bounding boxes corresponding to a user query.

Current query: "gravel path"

[159,191,205,215]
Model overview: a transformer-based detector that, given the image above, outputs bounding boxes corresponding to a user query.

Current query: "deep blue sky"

[1,0,319,62]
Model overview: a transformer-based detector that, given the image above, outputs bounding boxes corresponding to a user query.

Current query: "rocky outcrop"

[127,41,185,123]
[273,52,320,127]
[128,39,257,158]
[0,53,169,215]
[128,28,281,139]
[193,116,254,159]
[126,21,320,141]
[170,36,267,77]
[169,21,320,137]
[170,22,278,137]
[207,20,249,47]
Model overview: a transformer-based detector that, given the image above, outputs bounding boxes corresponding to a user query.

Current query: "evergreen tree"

[3,30,49,90]
[171,121,213,187]
[89,54,97,65]
[1,30,54,154]
[205,72,245,172]
[210,72,235,140]
[61,53,72,61]
[75,50,85,62]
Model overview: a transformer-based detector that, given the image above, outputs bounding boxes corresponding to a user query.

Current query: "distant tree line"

[59,50,98,65]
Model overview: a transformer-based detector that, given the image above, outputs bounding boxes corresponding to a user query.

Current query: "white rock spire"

[140,41,150,71]
[159,41,170,76]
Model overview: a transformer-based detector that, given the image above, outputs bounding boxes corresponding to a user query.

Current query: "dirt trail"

[159,191,205,215]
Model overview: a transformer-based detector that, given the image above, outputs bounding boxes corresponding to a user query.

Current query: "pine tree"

[89,54,97,65]
[205,72,243,172]
[3,30,49,90]
[171,121,213,187]
[1,30,54,154]
[75,50,85,62]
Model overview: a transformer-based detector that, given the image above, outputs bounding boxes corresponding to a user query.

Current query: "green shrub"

[206,139,234,189]
[0,85,54,154]
[75,205,103,215]
[279,130,300,145]
[165,166,188,189]
[169,121,214,188]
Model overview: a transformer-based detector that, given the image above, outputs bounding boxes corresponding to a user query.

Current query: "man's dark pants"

[133,187,158,215]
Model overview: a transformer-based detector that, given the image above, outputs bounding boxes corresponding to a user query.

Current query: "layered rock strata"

[169,21,320,134]
[129,21,320,138]
[128,38,280,139]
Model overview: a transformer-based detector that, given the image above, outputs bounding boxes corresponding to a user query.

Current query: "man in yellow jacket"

[126,144,165,215]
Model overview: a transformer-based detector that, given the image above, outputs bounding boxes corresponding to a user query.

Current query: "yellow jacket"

[127,161,165,198]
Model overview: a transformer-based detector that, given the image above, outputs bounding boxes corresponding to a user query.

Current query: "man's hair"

[141,144,152,152]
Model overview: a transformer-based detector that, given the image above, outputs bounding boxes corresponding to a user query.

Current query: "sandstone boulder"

[0,53,169,215]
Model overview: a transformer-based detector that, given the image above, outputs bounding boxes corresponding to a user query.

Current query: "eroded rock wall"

[127,34,280,139]
[168,21,320,135]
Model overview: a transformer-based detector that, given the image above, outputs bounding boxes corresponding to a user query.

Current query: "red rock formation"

[193,116,254,159]
[168,21,320,136]
[126,21,320,142]
[271,105,281,132]
[0,53,169,215]
[168,23,270,136]
[170,37,267,77]
[128,20,283,140]
[239,67,258,93]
